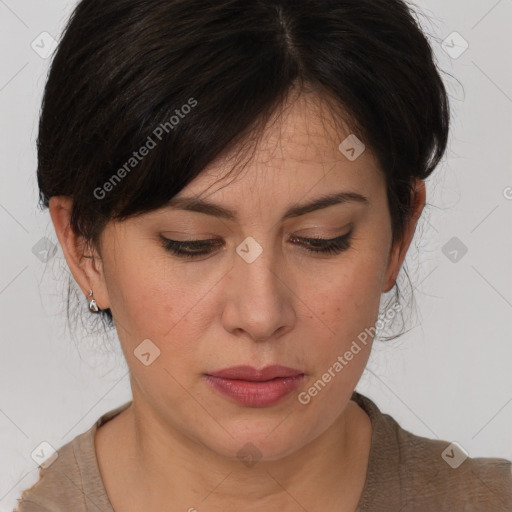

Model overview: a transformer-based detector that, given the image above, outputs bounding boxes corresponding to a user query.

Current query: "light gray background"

[1,0,511,510]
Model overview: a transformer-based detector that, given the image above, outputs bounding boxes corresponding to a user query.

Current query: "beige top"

[15,391,512,511]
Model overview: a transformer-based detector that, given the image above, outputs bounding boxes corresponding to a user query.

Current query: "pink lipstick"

[204,365,304,407]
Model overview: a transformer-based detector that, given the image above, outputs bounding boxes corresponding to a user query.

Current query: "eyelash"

[160,231,353,259]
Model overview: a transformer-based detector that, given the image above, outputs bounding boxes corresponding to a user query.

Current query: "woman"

[16,0,512,510]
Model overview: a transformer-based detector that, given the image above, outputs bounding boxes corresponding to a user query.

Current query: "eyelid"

[158,226,353,248]
[159,228,354,260]
[288,222,353,238]
[159,231,222,240]
[160,223,353,240]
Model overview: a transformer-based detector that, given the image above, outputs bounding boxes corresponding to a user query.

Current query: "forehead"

[171,93,384,207]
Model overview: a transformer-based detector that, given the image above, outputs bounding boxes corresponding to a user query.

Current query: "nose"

[221,240,295,343]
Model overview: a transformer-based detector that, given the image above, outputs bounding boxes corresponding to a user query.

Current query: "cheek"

[295,247,389,397]
[309,251,388,337]
[297,258,385,405]
[103,249,217,355]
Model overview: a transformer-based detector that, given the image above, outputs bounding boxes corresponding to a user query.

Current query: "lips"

[206,365,303,381]
[204,365,305,407]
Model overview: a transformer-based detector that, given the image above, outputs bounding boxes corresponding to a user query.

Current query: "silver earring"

[88,289,99,312]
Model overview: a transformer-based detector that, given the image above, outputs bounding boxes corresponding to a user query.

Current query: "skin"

[50,90,425,512]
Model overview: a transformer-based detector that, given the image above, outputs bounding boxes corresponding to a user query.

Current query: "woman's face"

[73,92,419,461]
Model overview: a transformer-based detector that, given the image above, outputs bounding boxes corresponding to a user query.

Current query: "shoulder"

[14,434,88,512]
[14,401,132,512]
[352,391,512,511]
[398,426,512,511]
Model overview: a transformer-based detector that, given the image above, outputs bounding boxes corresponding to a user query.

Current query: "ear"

[382,179,426,293]
[48,196,110,310]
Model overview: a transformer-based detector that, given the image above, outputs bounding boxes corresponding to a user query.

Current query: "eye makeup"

[159,229,354,260]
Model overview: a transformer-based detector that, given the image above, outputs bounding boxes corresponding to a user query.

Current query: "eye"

[289,230,353,255]
[160,236,223,259]
[160,230,353,259]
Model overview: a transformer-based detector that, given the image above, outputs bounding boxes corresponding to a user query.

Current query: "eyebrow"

[165,191,369,222]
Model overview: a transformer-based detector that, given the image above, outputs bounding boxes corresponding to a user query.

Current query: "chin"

[200,420,311,465]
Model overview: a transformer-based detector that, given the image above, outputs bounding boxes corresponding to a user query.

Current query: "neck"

[118,396,368,511]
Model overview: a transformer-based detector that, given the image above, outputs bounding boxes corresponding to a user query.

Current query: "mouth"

[204,365,305,407]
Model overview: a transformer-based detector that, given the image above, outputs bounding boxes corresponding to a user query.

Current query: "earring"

[88,289,99,312]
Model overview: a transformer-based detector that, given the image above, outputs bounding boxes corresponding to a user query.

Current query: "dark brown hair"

[37,0,450,331]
